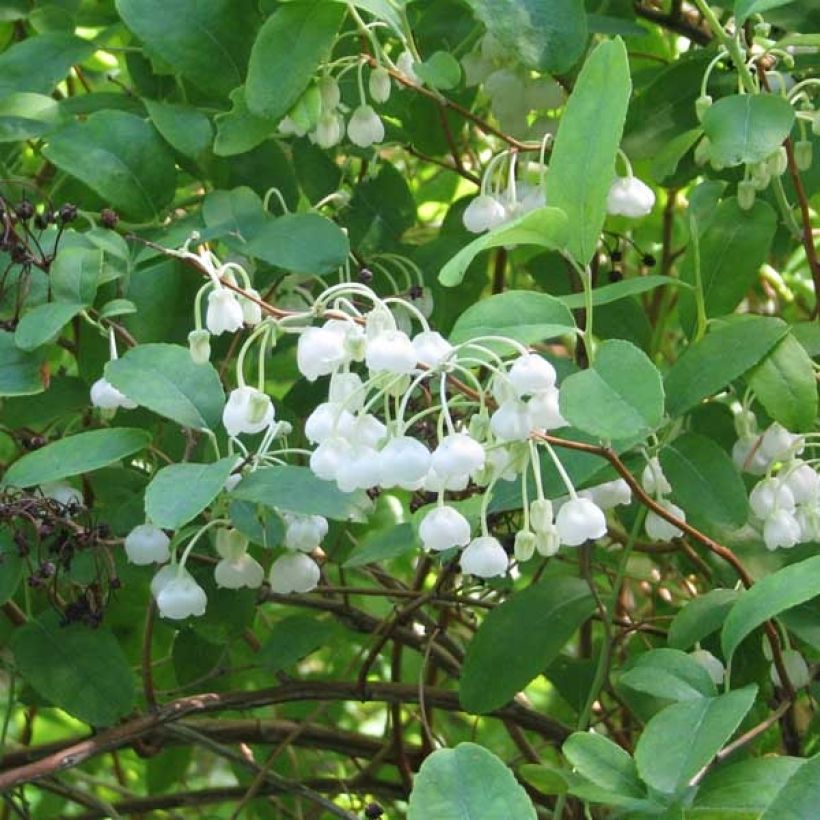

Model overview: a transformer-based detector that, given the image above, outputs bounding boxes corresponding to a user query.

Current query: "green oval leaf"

[546,38,632,264]
[0,332,44,397]
[702,94,795,167]
[14,302,84,352]
[563,732,645,799]
[414,51,461,90]
[408,743,536,820]
[668,588,740,651]
[618,648,718,701]
[460,576,595,714]
[560,340,665,441]
[722,555,820,661]
[105,343,225,432]
[145,458,237,530]
[43,110,177,221]
[11,614,136,726]
[3,428,151,488]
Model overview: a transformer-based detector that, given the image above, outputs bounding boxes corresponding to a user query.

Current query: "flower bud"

[514,530,536,562]
[770,649,811,689]
[690,649,725,684]
[813,110,820,137]
[419,506,471,552]
[606,176,655,218]
[737,180,757,211]
[695,94,712,121]
[750,161,771,190]
[369,66,392,103]
[188,329,211,364]
[460,536,508,578]
[556,498,607,546]
[347,105,385,148]
[767,146,788,177]
[318,75,341,111]
[396,50,419,84]
[314,113,343,148]
[641,457,672,497]
[125,523,170,565]
[794,140,813,171]
[535,526,560,557]
[530,499,554,533]
[240,288,263,326]
[269,552,321,594]
[206,287,244,335]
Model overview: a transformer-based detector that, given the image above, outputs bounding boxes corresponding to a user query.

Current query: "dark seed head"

[59,203,78,224]
[642,254,656,267]
[364,804,384,819]
[610,249,623,262]
[608,269,623,283]
[100,208,119,228]
[15,200,34,221]
[358,267,374,284]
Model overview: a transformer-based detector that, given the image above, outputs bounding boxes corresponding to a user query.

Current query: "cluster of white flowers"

[641,457,687,541]
[732,414,819,551]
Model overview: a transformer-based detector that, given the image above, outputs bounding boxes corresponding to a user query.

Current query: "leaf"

[668,589,740,650]
[43,111,176,222]
[0,332,44,397]
[659,433,749,531]
[560,340,664,441]
[439,207,569,287]
[464,0,587,74]
[144,99,214,161]
[618,648,718,701]
[14,302,84,351]
[0,92,62,142]
[11,614,136,726]
[679,198,777,334]
[213,86,277,157]
[563,733,645,799]
[99,299,137,319]
[449,290,575,348]
[748,333,818,433]
[145,458,236,530]
[735,0,796,25]
[115,0,259,97]
[344,523,417,568]
[460,576,595,713]
[558,275,690,309]
[761,753,820,819]
[2,428,151,488]
[414,51,462,90]
[246,1,345,121]
[407,743,536,820]
[665,315,789,418]
[634,686,757,794]
[245,213,350,275]
[50,247,103,306]
[546,39,632,264]
[105,344,225,431]
[172,629,224,688]
[202,186,267,241]
[258,615,337,673]
[231,465,369,522]
[722,555,820,661]
[702,94,795,167]
[0,33,94,97]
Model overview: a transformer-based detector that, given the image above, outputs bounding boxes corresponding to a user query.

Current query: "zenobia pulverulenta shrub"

[0,1,818,817]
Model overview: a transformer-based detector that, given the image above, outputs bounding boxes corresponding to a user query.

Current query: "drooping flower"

[154,569,208,619]
[124,523,170,565]
[556,498,607,546]
[222,386,274,437]
[645,500,686,542]
[347,105,385,148]
[606,176,655,218]
[369,66,392,103]
[283,513,329,552]
[90,378,137,411]
[460,536,508,578]
[462,194,507,234]
[206,287,244,335]
[269,552,321,594]
[419,506,471,552]
[378,436,431,489]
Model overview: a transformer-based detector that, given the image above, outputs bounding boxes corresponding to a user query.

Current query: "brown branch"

[634,3,712,45]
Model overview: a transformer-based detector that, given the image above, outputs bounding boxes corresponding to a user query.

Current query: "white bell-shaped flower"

[365,329,417,374]
[283,513,329,552]
[423,467,470,494]
[606,176,656,218]
[379,436,431,489]
[462,194,507,234]
[579,479,632,510]
[314,113,343,148]
[351,413,387,449]
[188,329,211,364]
[490,399,532,442]
[732,435,770,475]
[784,462,819,505]
[690,649,725,685]
[749,478,795,519]
[508,354,556,397]
[347,104,384,148]
[328,372,365,411]
[460,536,508,578]
[641,457,672,497]
[645,500,686,542]
[239,288,263,326]
[419,506,471,552]
[90,377,137,410]
[527,387,567,430]
[223,386,274,437]
[475,445,519,485]
[431,433,485,479]
[763,509,802,550]
[556,497,607,546]
[155,569,207,619]
[310,436,353,482]
[124,523,170,565]
[305,403,356,444]
[297,324,350,382]
[336,445,382,492]
[760,423,803,462]
[206,287,244,335]
[413,331,453,369]
[150,564,177,599]
[369,66,392,103]
[771,648,811,689]
[215,553,264,589]
[269,552,321,594]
